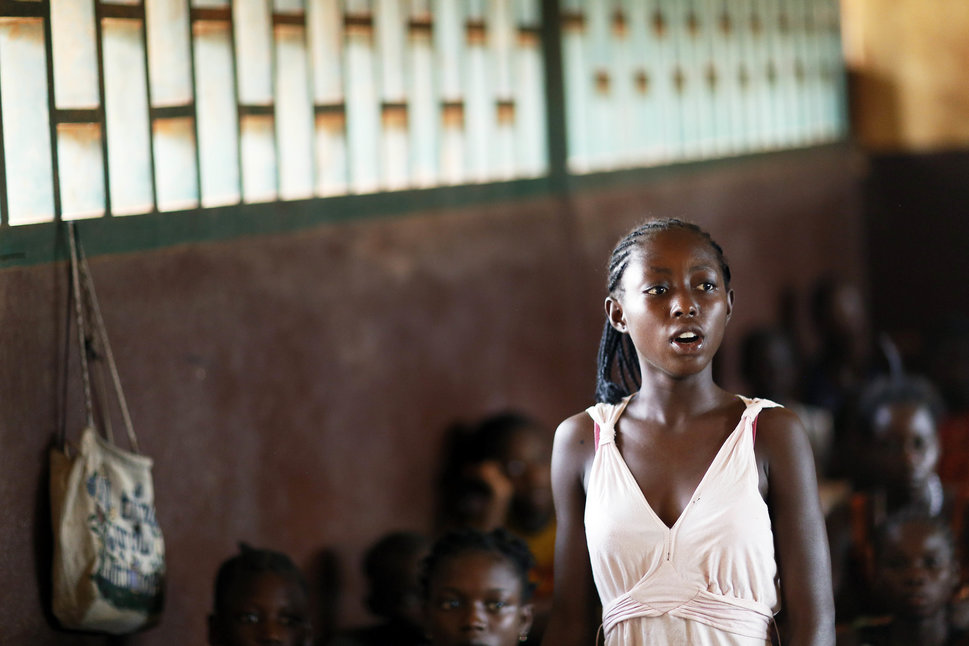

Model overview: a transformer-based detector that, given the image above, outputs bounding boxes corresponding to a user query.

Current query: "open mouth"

[672,331,703,347]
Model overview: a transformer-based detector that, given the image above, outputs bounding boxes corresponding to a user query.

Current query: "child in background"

[925,316,969,498]
[328,531,430,646]
[421,527,535,646]
[826,374,956,621]
[208,543,312,646]
[435,412,555,643]
[803,276,879,419]
[837,511,967,646]
[437,413,553,537]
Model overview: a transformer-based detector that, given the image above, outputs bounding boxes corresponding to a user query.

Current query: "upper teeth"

[677,333,697,340]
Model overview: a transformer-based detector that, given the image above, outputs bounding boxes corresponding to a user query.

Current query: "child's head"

[597,218,733,404]
[809,275,869,355]
[467,413,553,532]
[209,544,311,646]
[421,528,535,646]
[872,511,959,619]
[851,375,944,494]
[363,531,430,629]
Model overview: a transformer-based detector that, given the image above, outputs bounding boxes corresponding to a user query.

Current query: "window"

[0,0,548,228]
[559,0,847,172]
[0,0,845,263]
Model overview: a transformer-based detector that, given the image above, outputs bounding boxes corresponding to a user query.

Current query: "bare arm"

[757,407,835,646]
[540,413,599,646]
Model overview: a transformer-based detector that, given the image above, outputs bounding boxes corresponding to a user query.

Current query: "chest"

[614,420,739,528]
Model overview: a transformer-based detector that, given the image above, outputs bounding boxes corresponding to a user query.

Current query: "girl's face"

[607,228,733,381]
[209,571,311,646]
[869,403,939,493]
[875,522,957,618]
[424,550,533,646]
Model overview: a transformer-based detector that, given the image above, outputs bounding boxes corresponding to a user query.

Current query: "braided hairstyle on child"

[420,527,537,603]
[596,219,732,404]
[212,543,308,614]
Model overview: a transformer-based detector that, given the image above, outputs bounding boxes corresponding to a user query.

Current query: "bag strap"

[68,221,96,437]
[67,222,141,454]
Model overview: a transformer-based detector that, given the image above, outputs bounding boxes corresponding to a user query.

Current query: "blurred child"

[804,276,879,418]
[328,531,430,646]
[421,527,535,646]
[436,412,554,642]
[826,375,955,620]
[838,511,967,646]
[926,316,969,497]
[208,543,312,646]
[437,413,553,536]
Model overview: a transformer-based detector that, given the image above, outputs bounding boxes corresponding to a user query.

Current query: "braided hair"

[851,374,945,441]
[596,218,732,404]
[212,542,308,614]
[420,527,536,602]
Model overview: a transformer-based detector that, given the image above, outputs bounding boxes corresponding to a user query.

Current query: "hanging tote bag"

[49,223,165,634]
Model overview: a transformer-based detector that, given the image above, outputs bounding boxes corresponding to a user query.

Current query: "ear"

[518,603,534,641]
[725,289,735,323]
[605,296,627,334]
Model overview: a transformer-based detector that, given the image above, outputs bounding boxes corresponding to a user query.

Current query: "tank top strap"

[585,396,634,449]
[737,396,782,442]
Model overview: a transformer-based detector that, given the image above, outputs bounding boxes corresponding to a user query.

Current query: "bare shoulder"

[753,403,821,495]
[555,410,595,445]
[551,411,597,478]
[753,405,810,453]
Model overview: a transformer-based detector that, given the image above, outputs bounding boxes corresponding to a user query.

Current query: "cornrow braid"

[420,527,536,602]
[595,218,732,404]
[212,542,307,613]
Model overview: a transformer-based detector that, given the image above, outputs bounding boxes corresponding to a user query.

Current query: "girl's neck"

[632,372,732,423]
[877,473,945,517]
[888,611,950,646]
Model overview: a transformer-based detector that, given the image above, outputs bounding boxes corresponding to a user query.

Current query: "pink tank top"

[585,396,781,645]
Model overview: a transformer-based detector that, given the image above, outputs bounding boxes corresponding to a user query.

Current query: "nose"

[257,619,285,645]
[461,601,488,632]
[671,292,698,318]
[901,565,930,587]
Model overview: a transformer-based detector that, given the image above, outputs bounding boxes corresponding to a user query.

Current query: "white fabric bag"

[49,223,165,633]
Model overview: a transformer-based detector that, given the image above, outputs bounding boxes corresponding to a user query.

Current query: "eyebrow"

[644,264,716,274]
[435,586,516,596]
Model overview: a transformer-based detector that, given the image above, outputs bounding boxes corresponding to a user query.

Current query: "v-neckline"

[609,396,752,532]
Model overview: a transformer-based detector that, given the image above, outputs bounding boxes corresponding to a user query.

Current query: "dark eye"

[697,281,716,292]
[236,612,260,625]
[438,598,461,611]
[485,600,508,612]
[279,614,305,627]
[924,555,944,571]
[645,285,667,295]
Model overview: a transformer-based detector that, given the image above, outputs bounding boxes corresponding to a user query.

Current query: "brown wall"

[0,146,863,645]
[842,0,969,151]
[863,150,969,365]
